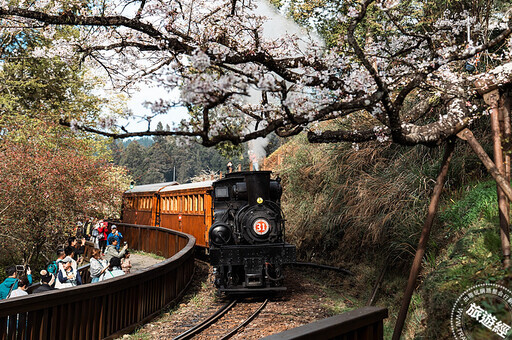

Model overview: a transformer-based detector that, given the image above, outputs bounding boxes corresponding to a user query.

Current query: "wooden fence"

[0,223,195,340]
[262,306,388,340]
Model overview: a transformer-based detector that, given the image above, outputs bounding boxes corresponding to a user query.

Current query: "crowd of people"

[0,220,132,300]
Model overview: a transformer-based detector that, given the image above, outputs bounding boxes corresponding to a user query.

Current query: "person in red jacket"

[97,220,109,253]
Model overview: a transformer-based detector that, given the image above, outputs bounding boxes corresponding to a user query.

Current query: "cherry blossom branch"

[346,0,400,138]
[307,128,381,143]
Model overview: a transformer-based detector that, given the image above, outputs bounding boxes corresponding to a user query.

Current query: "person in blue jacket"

[107,225,123,250]
[0,266,33,299]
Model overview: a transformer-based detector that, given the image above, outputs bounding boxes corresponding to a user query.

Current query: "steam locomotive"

[122,171,296,293]
[209,171,296,292]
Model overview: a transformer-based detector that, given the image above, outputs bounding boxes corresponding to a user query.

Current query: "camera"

[15,265,25,276]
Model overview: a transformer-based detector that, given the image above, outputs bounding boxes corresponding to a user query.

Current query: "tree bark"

[458,129,512,202]
[392,140,455,340]
[491,93,511,268]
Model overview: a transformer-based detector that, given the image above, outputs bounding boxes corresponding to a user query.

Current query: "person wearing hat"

[107,225,123,250]
[33,270,56,294]
[104,237,128,263]
[56,256,82,289]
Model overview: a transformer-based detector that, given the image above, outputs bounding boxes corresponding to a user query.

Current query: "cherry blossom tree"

[0,129,130,265]
[0,0,511,147]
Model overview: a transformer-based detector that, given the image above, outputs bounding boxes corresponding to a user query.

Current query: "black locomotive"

[208,171,296,293]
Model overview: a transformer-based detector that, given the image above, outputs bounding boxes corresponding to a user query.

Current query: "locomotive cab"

[209,171,296,293]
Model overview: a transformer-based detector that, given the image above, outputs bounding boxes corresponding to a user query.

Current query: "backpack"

[47,261,58,275]
[92,228,99,237]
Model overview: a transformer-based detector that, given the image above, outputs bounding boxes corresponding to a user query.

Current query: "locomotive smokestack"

[245,171,271,205]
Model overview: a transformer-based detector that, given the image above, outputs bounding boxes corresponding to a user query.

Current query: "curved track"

[172,299,238,340]
[173,298,268,340]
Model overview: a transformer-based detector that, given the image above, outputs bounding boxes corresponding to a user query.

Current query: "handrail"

[261,306,388,340]
[0,223,196,340]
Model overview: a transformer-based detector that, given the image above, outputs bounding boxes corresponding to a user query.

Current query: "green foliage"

[421,224,508,339]
[113,133,282,184]
[0,21,133,273]
[439,180,500,232]
[272,0,512,56]
[276,124,509,338]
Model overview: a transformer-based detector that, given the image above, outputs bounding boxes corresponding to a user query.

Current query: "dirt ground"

[129,253,162,272]
[124,261,353,339]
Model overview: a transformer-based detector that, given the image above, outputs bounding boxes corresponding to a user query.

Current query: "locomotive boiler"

[208,171,296,293]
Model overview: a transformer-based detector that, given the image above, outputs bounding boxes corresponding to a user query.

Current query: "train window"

[189,196,193,211]
[194,195,198,212]
[215,187,229,198]
[199,195,204,211]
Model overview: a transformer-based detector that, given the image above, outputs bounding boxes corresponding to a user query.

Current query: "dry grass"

[275,133,444,269]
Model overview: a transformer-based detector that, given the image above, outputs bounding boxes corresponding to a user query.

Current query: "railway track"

[290,261,354,276]
[172,298,268,340]
[197,257,353,276]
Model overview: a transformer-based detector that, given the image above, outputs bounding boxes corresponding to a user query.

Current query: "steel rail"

[290,261,354,276]
[219,299,268,340]
[172,299,238,340]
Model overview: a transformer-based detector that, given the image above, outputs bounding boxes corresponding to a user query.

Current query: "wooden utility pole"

[392,141,455,340]
[475,78,511,268]
[457,129,512,203]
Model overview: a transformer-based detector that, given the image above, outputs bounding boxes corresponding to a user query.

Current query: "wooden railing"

[261,306,388,340]
[0,223,195,340]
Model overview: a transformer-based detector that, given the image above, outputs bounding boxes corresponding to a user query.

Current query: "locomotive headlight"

[253,218,270,235]
[256,197,263,204]
[209,224,232,246]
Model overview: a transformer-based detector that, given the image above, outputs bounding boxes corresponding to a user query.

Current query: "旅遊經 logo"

[451,283,512,339]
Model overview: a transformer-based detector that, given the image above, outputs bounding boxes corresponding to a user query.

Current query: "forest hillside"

[272,119,510,338]
[111,123,283,184]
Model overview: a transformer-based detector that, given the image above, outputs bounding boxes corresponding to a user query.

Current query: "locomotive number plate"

[253,219,270,235]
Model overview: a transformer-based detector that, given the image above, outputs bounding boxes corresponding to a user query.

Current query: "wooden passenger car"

[122,180,214,247]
